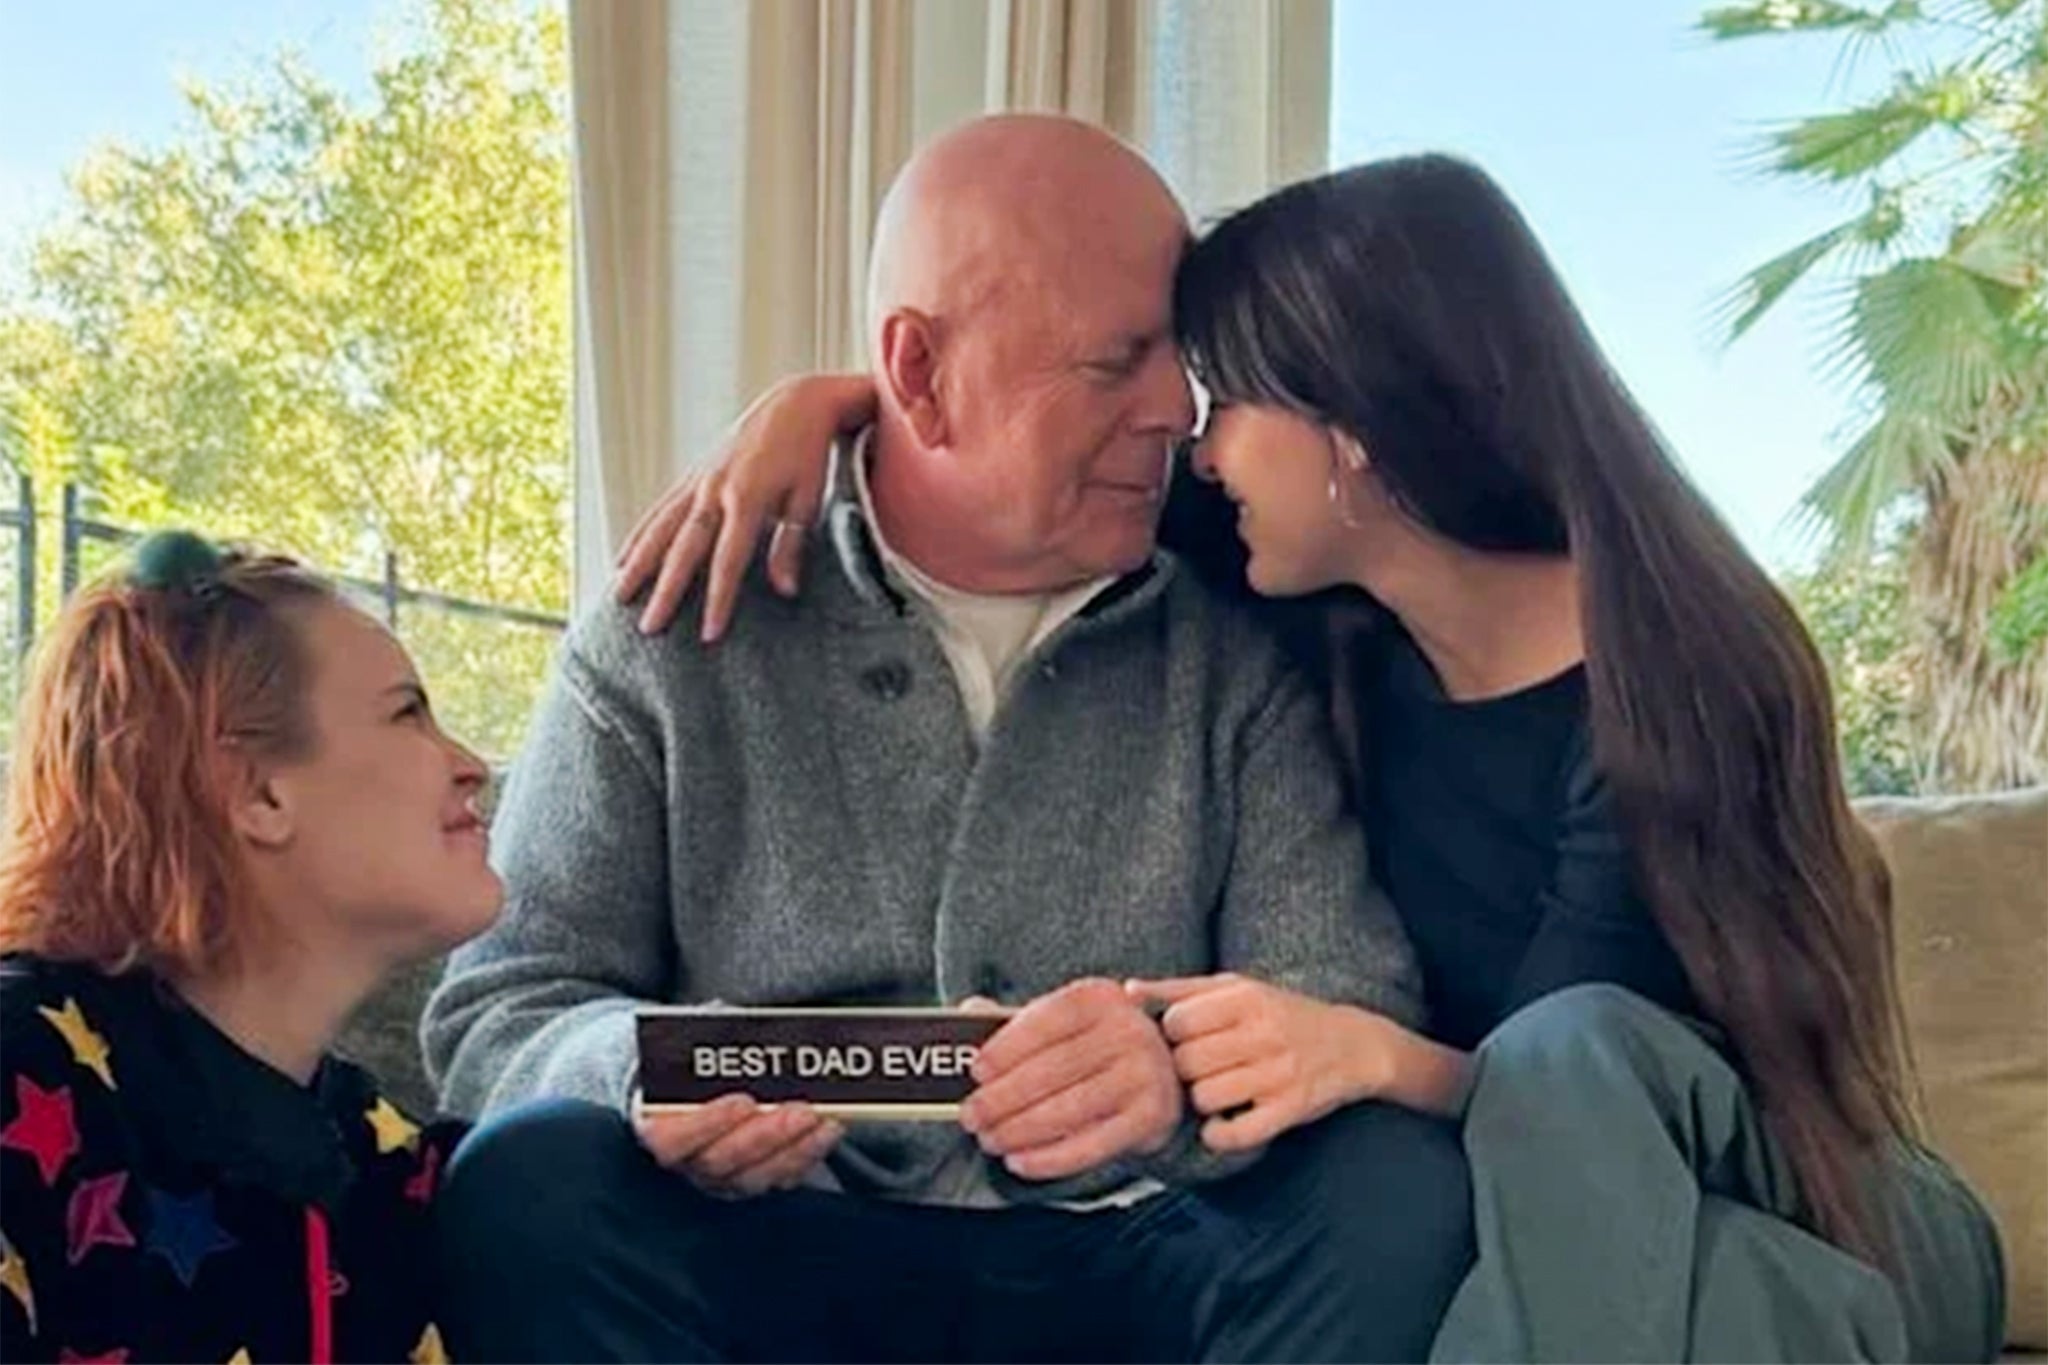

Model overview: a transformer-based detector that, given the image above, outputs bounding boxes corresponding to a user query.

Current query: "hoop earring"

[1327,431,1370,529]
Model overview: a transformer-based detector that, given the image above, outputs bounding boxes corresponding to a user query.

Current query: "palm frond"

[1759,66,1996,180]
[1698,1,1921,41]
[1957,0,2032,22]
[1728,0,2048,789]
[1814,276,1883,393]
[1711,219,1858,341]
[1794,408,1947,556]
[1852,257,2023,419]
[1709,186,1916,344]
[1753,107,1929,181]
[1948,218,2040,286]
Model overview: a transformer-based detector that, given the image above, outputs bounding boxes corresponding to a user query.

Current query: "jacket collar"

[816,431,1174,631]
[4,955,381,1208]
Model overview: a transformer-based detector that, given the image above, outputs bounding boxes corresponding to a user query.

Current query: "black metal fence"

[2,475,34,666]
[0,479,571,758]
[0,477,566,671]
[0,480,569,761]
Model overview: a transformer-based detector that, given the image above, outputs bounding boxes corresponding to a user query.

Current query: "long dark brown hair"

[1169,154,1915,1259]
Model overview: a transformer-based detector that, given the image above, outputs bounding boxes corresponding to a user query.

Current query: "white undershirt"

[854,438,1113,740]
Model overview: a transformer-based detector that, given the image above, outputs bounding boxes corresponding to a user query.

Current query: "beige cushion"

[1859,788,2048,1350]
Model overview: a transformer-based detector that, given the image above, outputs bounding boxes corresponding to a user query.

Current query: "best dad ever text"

[691,1042,980,1081]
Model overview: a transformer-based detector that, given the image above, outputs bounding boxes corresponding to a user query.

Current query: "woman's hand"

[1128,974,1474,1146]
[613,371,877,640]
[1125,973,1384,1152]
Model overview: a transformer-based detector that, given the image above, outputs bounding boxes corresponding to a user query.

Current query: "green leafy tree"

[1992,549,2048,656]
[1786,541,1924,794]
[0,0,570,759]
[1703,0,2048,790]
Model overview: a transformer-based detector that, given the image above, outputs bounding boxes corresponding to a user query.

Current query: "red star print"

[66,1171,136,1266]
[59,1350,130,1363]
[404,1141,443,1203]
[1,1075,80,1186]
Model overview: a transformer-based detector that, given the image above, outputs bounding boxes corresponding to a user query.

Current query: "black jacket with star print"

[0,954,462,1364]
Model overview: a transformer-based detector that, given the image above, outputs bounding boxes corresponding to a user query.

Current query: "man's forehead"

[1055,235,1179,328]
[1060,278,1174,347]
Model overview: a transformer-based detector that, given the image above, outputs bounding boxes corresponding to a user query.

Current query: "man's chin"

[1086,529,1159,580]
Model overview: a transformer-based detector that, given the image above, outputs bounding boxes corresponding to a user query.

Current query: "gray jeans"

[1432,983,2005,1363]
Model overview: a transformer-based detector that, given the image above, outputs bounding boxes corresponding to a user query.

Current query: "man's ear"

[877,309,948,448]
[220,742,295,852]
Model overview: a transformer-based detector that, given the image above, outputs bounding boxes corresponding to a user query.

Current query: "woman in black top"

[612,154,2002,1362]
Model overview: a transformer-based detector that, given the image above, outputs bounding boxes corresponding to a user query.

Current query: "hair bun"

[128,530,225,592]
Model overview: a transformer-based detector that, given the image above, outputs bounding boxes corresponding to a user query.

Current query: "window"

[0,0,571,761]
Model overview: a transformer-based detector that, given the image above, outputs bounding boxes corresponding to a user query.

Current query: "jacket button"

[859,660,912,701]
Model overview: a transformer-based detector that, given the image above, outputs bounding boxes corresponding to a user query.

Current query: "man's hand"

[960,978,1182,1182]
[635,1092,843,1197]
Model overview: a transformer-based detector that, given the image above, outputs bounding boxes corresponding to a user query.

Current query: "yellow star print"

[0,1227,35,1335]
[364,1096,420,1154]
[226,1350,252,1365]
[38,997,115,1090]
[411,1322,448,1365]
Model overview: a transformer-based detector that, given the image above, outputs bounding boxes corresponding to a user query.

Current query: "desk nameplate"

[636,1007,1009,1119]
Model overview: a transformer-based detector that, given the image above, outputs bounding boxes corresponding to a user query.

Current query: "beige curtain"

[568,0,673,600]
[568,0,1333,602]
[987,0,1151,133]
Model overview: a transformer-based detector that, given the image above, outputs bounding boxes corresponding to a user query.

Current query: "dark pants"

[433,1098,1473,1363]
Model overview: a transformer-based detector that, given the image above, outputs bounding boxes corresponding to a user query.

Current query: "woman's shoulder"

[2,950,96,1007]
[2,955,189,1097]
[0,955,143,1232]
[0,953,127,1075]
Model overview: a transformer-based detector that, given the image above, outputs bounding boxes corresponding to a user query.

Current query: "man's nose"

[1135,345,1197,438]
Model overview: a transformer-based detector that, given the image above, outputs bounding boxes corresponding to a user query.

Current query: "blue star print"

[143,1186,238,1288]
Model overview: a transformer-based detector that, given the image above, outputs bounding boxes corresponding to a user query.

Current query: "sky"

[1,0,1887,570]
[1330,0,1885,570]
[0,0,393,257]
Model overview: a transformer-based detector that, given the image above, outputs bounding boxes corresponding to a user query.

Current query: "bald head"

[867,115,1187,342]
[861,115,1196,595]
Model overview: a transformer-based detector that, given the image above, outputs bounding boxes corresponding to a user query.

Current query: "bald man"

[426,117,1472,1362]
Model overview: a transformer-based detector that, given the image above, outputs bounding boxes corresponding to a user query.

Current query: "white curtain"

[568,0,1333,603]
[1149,0,1332,227]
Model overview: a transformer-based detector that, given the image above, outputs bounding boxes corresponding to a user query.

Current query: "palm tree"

[1702,0,2047,790]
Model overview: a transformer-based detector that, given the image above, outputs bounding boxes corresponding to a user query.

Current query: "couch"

[1858,787,2046,1358]
[340,786,2048,1357]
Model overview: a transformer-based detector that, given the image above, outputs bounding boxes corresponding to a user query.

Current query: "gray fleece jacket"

[423,465,1421,1207]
